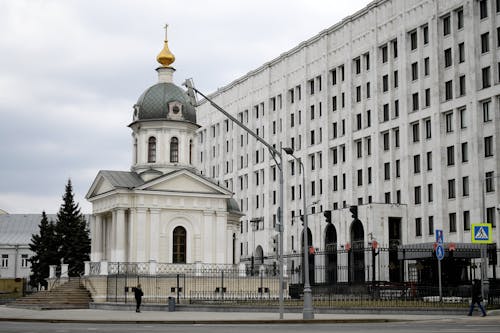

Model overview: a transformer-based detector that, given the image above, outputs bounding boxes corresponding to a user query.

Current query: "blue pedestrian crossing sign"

[471,223,493,244]
[436,244,445,260]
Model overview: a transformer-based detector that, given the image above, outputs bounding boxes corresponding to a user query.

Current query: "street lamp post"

[283,147,314,320]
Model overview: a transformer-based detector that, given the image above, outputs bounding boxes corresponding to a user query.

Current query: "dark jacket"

[472,281,483,303]
[134,287,143,300]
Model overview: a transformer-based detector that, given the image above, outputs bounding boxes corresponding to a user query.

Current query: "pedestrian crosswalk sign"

[471,223,492,244]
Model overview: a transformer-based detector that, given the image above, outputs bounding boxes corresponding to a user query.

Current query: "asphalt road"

[0,318,499,333]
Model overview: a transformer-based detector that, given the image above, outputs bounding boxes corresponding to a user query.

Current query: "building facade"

[196,0,500,283]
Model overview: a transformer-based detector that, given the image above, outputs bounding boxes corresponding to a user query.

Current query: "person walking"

[468,279,487,317]
[134,283,144,313]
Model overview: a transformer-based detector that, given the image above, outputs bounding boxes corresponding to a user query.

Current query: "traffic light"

[323,210,332,223]
[349,205,358,220]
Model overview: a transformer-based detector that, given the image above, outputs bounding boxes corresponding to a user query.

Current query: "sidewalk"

[0,305,498,324]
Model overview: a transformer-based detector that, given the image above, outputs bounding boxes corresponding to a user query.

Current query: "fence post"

[84,261,90,276]
[221,271,224,300]
[176,274,180,303]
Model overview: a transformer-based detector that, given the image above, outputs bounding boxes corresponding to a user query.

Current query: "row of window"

[415,207,497,237]
[0,254,29,268]
[146,136,182,163]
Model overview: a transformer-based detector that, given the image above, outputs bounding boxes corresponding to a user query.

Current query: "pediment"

[87,177,115,198]
[139,170,231,195]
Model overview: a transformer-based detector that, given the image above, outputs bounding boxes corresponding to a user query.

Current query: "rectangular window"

[449,212,457,233]
[357,169,363,186]
[332,96,337,111]
[331,68,337,85]
[414,154,421,174]
[445,112,453,133]
[21,254,28,268]
[482,66,491,88]
[333,176,338,191]
[416,218,422,237]
[464,210,470,231]
[381,45,388,63]
[444,48,452,67]
[356,140,362,158]
[481,32,490,53]
[423,25,429,44]
[382,75,389,92]
[393,70,398,88]
[368,167,372,183]
[412,122,420,142]
[425,88,431,107]
[410,31,418,50]
[394,100,399,118]
[424,57,430,76]
[1,254,8,268]
[459,75,466,96]
[340,65,345,81]
[392,39,398,58]
[427,151,433,171]
[383,104,389,122]
[462,176,470,196]
[445,80,453,100]
[460,107,467,128]
[448,179,456,199]
[485,136,494,157]
[308,79,315,95]
[425,119,431,139]
[394,128,400,148]
[428,183,434,202]
[457,8,464,29]
[384,162,390,180]
[458,43,465,63]
[447,145,455,166]
[480,0,488,19]
[414,186,421,204]
[385,192,391,204]
[383,132,390,150]
[461,142,468,163]
[366,110,371,127]
[366,82,371,99]
[412,92,419,111]
[483,100,491,122]
[487,207,496,227]
[396,159,400,178]
[443,15,451,36]
[428,216,434,235]
[411,62,418,80]
[356,86,361,102]
[354,57,361,74]
[364,52,370,70]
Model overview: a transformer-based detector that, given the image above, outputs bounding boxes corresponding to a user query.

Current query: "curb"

[0,318,401,325]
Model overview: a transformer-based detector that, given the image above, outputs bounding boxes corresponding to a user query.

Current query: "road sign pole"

[481,245,487,302]
[438,259,442,302]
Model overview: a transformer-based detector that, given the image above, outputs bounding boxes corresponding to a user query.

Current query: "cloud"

[0,0,371,213]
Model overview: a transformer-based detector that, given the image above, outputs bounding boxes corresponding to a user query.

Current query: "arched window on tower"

[148,137,156,163]
[170,137,179,163]
[189,139,193,164]
[172,226,186,263]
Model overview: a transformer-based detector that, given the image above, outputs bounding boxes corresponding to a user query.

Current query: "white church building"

[85,28,243,273]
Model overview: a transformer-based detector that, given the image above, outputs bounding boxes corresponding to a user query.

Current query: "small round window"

[172,106,180,114]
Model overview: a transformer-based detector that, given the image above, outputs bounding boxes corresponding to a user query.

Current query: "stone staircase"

[8,278,92,310]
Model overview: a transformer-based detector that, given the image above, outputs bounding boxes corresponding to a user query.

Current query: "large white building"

[197,0,500,283]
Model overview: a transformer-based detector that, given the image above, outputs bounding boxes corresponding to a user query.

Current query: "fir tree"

[54,179,91,276]
[28,211,58,289]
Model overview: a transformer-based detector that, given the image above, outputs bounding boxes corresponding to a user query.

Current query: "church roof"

[99,170,145,188]
[0,214,56,245]
[134,82,197,123]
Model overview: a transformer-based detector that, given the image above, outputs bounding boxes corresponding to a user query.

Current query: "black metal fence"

[102,247,500,308]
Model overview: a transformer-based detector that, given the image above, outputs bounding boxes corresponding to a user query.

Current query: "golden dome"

[156,24,175,67]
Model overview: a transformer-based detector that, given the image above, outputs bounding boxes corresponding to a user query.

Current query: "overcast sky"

[0,0,372,214]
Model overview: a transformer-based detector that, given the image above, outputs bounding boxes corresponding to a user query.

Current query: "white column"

[110,210,117,261]
[136,208,147,262]
[94,214,103,262]
[60,264,69,278]
[84,261,90,276]
[215,211,228,264]
[49,265,57,278]
[149,209,160,261]
[203,211,213,263]
[115,209,126,262]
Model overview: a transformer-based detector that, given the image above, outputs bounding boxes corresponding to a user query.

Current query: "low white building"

[0,213,55,280]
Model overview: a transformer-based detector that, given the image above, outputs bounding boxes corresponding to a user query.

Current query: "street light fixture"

[283,147,314,320]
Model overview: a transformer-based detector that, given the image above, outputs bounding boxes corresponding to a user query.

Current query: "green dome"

[134,82,196,123]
